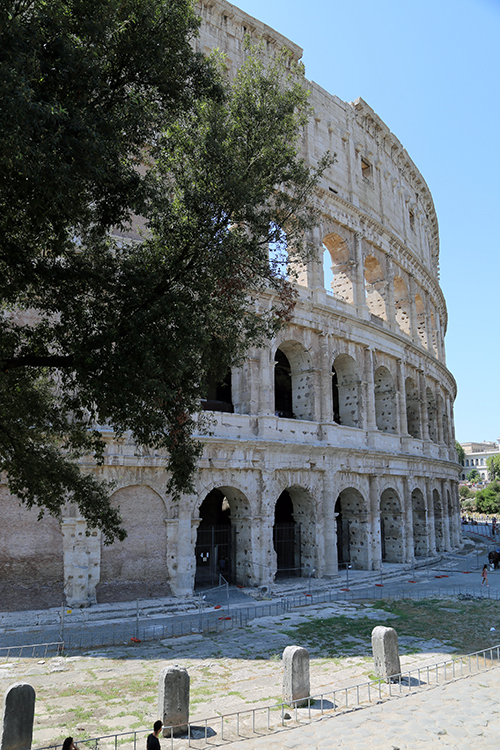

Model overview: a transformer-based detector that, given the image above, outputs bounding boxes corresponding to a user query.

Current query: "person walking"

[147,721,163,750]
[482,564,489,587]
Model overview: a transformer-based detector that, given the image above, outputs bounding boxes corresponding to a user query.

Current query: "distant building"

[460,441,500,482]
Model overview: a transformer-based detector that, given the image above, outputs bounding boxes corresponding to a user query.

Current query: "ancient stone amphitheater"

[1,0,460,610]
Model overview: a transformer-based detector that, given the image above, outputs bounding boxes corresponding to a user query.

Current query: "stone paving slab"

[223,667,500,750]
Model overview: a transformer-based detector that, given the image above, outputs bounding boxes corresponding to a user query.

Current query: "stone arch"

[98,485,169,602]
[426,387,437,442]
[273,485,316,578]
[332,353,361,428]
[194,485,251,587]
[335,487,369,569]
[274,340,314,421]
[394,276,411,336]
[364,255,387,320]
[374,366,397,433]
[379,488,403,562]
[411,488,428,557]
[0,485,64,611]
[433,488,444,551]
[322,233,354,303]
[415,293,427,347]
[405,377,421,439]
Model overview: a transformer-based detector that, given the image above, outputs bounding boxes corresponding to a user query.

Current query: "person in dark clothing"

[147,720,163,750]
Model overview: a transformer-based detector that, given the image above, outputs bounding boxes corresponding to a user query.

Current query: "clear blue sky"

[238,0,500,444]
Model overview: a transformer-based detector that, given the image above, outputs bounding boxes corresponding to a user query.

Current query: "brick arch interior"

[323,233,354,303]
[97,485,169,603]
[275,340,314,421]
[412,488,428,557]
[335,487,369,569]
[379,487,403,562]
[394,276,410,336]
[433,488,444,551]
[195,485,251,587]
[332,353,361,428]
[0,485,64,611]
[374,366,397,433]
[364,255,387,320]
[405,377,421,439]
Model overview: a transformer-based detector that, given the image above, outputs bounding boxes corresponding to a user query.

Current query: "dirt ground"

[2,597,483,748]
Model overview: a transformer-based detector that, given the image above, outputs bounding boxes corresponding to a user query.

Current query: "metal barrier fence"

[34,643,500,750]
[0,641,63,662]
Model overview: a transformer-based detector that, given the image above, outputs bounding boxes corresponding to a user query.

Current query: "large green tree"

[487,454,500,482]
[475,482,500,515]
[0,1,330,541]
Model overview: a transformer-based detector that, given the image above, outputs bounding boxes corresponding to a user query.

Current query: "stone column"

[166,505,197,597]
[322,472,338,578]
[319,332,333,423]
[159,667,190,737]
[258,345,274,416]
[418,370,430,442]
[354,232,367,315]
[385,254,396,329]
[368,474,381,570]
[396,359,408,436]
[1,683,35,750]
[248,354,261,416]
[363,347,377,433]
[372,626,401,681]
[425,479,437,555]
[408,275,419,344]
[402,475,414,564]
[424,292,434,355]
[282,646,310,706]
[441,479,451,551]
[435,385,444,445]
[61,515,100,607]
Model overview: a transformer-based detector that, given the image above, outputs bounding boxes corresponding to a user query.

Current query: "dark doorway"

[332,366,340,424]
[195,489,233,589]
[274,349,293,418]
[273,490,301,577]
[380,517,387,562]
[335,498,350,565]
[202,370,233,413]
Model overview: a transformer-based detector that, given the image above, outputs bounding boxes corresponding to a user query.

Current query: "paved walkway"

[224,666,500,749]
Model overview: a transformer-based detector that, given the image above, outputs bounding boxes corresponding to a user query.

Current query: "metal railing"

[0,641,63,662]
[33,643,500,750]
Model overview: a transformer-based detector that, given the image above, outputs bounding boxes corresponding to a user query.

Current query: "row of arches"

[322,232,442,356]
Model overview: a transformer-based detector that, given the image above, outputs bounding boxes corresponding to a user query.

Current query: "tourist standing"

[147,721,163,750]
[482,564,489,587]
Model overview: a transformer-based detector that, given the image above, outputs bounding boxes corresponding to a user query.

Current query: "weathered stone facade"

[0,0,460,609]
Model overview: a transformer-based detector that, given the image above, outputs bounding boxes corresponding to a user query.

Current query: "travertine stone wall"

[0,0,461,609]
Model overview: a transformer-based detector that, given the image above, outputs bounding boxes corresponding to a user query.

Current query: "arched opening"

[415,293,427,348]
[332,353,361,428]
[394,276,411,336]
[202,369,233,413]
[335,488,368,569]
[380,488,403,562]
[405,377,421,439]
[273,491,299,577]
[412,488,428,557]
[322,233,354,303]
[0,485,64,611]
[427,387,437,442]
[195,489,232,588]
[274,341,314,421]
[273,486,316,578]
[374,366,397,433]
[433,489,444,551]
[98,485,169,602]
[364,255,387,321]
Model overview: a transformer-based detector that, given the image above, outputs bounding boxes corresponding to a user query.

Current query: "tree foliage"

[0,1,331,541]
[475,482,500,515]
[455,441,465,465]
[466,469,481,484]
[487,454,500,482]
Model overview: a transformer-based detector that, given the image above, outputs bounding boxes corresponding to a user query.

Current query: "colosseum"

[0,0,460,610]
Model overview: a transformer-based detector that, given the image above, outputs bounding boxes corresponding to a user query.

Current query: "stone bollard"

[282,645,310,707]
[1,683,36,750]
[371,626,401,682]
[158,666,190,737]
